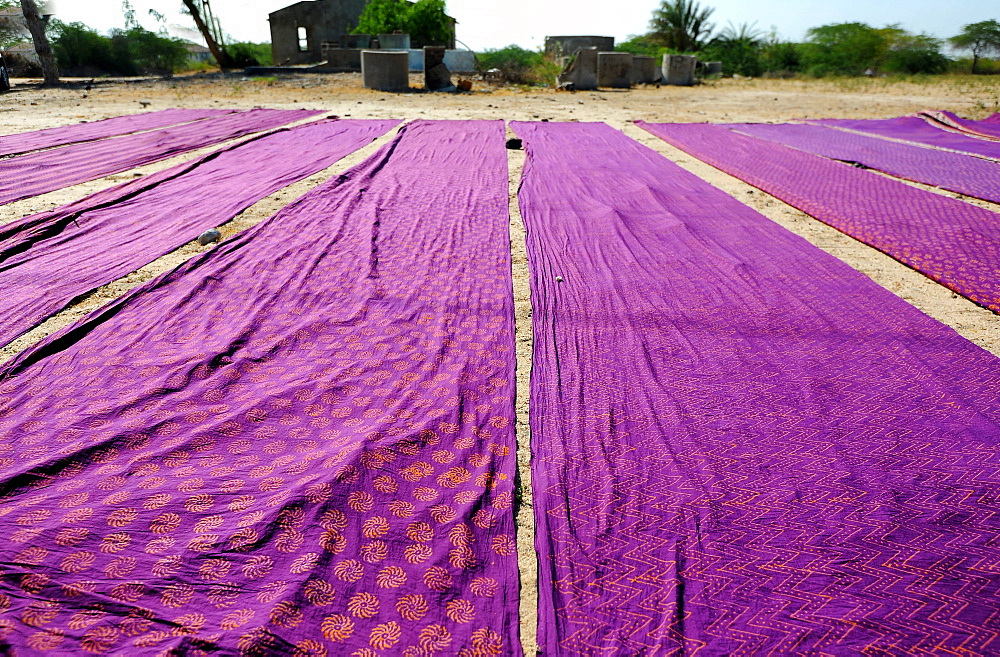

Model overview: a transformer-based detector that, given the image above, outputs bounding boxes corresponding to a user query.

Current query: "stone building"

[269,0,456,66]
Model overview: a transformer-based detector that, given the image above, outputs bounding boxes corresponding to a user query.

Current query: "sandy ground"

[1,72,1000,654]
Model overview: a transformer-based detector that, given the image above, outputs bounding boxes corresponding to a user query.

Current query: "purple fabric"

[0,109,233,158]
[513,120,1000,654]
[921,110,1000,139]
[727,121,1000,203]
[809,116,1000,160]
[0,120,520,655]
[0,108,321,206]
[0,118,398,349]
[638,121,1000,313]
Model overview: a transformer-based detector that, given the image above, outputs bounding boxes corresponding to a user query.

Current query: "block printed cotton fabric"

[0,109,321,206]
[0,118,398,349]
[809,116,1000,161]
[514,121,1000,655]
[0,109,233,158]
[0,120,520,655]
[638,120,1000,313]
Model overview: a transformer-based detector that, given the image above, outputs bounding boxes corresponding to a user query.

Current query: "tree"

[703,21,763,76]
[19,0,58,85]
[802,22,887,76]
[885,34,948,74]
[355,0,453,48]
[649,0,714,53]
[180,0,234,68]
[406,0,452,47]
[355,0,409,35]
[949,20,1000,73]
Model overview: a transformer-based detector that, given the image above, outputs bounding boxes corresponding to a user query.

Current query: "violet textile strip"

[512,120,1000,654]
[727,121,1000,204]
[809,116,1000,161]
[0,118,399,349]
[638,121,1000,313]
[0,108,322,206]
[0,108,234,158]
[0,120,520,655]
[920,110,1000,140]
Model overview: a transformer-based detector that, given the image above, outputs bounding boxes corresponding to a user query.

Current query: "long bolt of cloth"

[0,118,398,349]
[0,120,520,655]
[727,121,1000,204]
[920,110,1000,140]
[0,108,321,206]
[638,121,1000,313]
[512,120,1000,655]
[810,116,1000,160]
[0,108,234,158]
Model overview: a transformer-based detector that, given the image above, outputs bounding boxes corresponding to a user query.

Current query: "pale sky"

[52,0,997,52]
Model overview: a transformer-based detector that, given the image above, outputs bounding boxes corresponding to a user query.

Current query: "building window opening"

[298,26,309,52]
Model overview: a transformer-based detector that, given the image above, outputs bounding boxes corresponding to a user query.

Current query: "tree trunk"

[180,0,235,69]
[20,0,58,86]
[972,54,979,74]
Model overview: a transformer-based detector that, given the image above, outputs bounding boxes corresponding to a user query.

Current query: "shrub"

[227,41,272,67]
[477,45,557,85]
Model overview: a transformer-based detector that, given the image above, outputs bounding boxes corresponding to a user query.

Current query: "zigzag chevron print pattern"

[513,120,1000,654]
[638,121,1000,314]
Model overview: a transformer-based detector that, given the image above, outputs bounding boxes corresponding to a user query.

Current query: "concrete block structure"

[597,51,632,88]
[362,50,410,91]
[423,46,452,90]
[545,36,614,58]
[662,54,697,85]
[631,55,660,84]
[323,45,362,70]
[556,48,598,90]
[377,33,411,49]
[705,61,722,76]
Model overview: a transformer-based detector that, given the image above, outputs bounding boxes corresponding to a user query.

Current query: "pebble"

[197,229,222,245]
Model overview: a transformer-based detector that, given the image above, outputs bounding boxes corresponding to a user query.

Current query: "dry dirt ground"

[1,72,999,654]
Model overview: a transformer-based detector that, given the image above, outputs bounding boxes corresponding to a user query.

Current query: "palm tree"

[650,0,715,52]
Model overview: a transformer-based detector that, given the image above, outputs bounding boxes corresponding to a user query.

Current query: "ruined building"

[269,0,456,66]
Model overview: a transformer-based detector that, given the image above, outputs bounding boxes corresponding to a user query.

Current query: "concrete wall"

[269,0,368,66]
[405,49,475,73]
[545,36,615,58]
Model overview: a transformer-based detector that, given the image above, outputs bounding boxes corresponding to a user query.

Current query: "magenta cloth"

[0,108,233,158]
[638,121,1000,313]
[0,118,398,349]
[512,120,1000,654]
[0,120,520,655]
[921,110,1000,139]
[726,121,1000,204]
[0,108,321,206]
[809,116,1000,160]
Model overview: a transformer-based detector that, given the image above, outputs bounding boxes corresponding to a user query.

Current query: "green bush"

[885,34,949,74]
[477,45,557,85]
[760,40,803,76]
[227,42,272,67]
[802,22,887,76]
[50,20,121,74]
[119,27,188,75]
[50,19,189,76]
